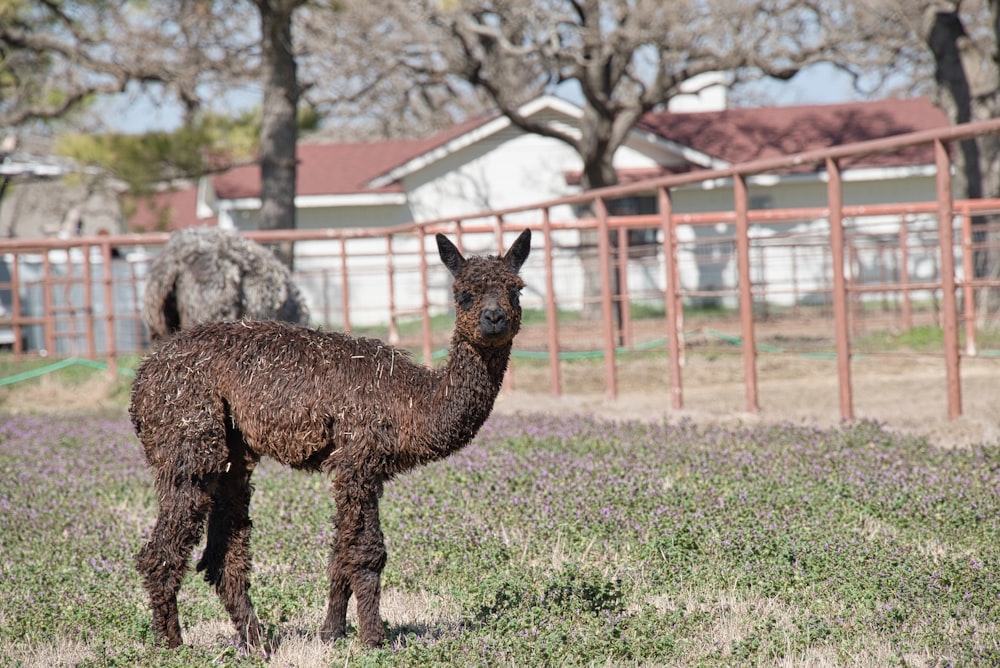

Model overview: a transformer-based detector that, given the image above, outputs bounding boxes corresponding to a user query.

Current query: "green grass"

[348,313,456,341]
[0,413,997,666]
[852,324,1000,354]
[853,325,946,353]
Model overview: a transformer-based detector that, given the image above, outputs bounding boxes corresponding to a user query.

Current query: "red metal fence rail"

[3,117,1000,421]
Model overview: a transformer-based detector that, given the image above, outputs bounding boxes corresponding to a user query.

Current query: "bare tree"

[1,0,327,268]
[295,1,494,139]
[0,1,257,128]
[836,1,1000,311]
[300,0,860,324]
[303,1,859,188]
[837,1,999,201]
[922,0,1000,310]
[254,0,309,267]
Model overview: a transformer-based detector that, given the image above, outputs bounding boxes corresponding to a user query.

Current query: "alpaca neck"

[401,337,509,468]
[434,337,510,439]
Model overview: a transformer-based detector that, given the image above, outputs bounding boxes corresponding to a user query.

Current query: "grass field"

[1,411,998,667]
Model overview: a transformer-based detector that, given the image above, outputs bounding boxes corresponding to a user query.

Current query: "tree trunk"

[926,8,982,199]
[258,1,300,269]
[579,143,624,337]
[924,6,1000,315]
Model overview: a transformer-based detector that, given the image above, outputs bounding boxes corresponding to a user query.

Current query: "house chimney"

[668,72,729,113]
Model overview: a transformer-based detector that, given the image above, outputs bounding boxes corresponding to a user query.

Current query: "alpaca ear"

[503,229,531,273]
[436,234,466,277]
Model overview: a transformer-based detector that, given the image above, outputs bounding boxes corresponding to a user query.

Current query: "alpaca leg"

[135,472,216,648]
[349,494,388,647]
[196,459,267,653]
[351,557,386,648]
[319,512,351,643]
[320,491,387,646]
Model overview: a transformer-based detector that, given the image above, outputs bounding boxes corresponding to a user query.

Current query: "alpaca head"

[436,229,531,348]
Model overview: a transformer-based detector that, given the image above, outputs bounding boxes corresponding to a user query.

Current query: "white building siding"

[404,127,583,225]
[296,203,415,230]
[209,98,949,328]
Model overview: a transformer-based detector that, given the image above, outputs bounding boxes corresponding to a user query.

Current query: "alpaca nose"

[480,307,508,335]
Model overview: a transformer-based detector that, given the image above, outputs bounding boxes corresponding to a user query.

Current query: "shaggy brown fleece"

[131,229,531,652]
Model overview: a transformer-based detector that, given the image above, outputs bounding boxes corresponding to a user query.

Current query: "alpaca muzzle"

[479,306,509,338]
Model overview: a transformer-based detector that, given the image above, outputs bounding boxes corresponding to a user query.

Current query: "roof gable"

[210,96,585,199]
[207,113,504,201]
[366,96,583,188]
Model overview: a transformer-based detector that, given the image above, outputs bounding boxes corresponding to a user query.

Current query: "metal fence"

[3,116,1000,419]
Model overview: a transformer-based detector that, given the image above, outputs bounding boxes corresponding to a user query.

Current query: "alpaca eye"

[456,291,474,311]
[509,287,521,307]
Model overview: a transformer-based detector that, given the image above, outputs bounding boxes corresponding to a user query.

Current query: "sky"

[99,63,864,136]
[735,63,864,107]
[95,85,260,135]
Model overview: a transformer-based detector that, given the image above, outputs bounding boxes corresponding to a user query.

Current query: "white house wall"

[231,119,947,328]
[287,233,449,329]
[672,172,938,214]
[403,125,584,226]
[295,204,415,230]
[655,171,945,308]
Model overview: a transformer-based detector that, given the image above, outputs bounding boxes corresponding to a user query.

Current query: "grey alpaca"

[131,230,531,652]
[141,226,309,342]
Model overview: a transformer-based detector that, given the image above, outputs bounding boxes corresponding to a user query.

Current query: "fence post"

[541,208,562,396]
[733,174,759,413]
[616,226,632,348]
[419,229,434,368]
[42,252,55,356]
[594,197,618,399]
[10,253,23,357]
[494,215,505,256]
[935,138,962,419]
[101,240,118,379]
[959,211,977,356]
[339,235,351,333]
[386,234,400,346]
[83,244,96,359]
[658,185,684,410]
[826,157,854,421]
[453,221,465,254]
[898,215,912,330]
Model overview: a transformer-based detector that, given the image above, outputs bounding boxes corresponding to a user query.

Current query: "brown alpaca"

[131,230,531,652]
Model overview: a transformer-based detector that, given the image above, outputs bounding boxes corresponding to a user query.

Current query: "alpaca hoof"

[359,625,386,648]
[238,621,271,658]
[242,638,272,660]
[319,624,346,644]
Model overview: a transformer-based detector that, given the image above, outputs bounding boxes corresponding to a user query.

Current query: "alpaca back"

[130,319,434,471]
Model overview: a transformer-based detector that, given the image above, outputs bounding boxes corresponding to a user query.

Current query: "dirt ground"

[491,350,1000,447]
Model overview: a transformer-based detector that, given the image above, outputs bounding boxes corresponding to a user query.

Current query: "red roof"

[212,142,411,199]
[125,98,950,232]
[124,115,496,231]
[126,186,215,233]
[637,97,948,170]
[213,114,497,199]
